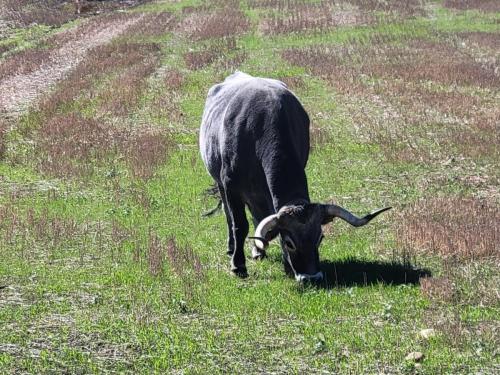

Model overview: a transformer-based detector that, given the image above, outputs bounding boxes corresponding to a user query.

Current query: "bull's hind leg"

[223,187,249,278]
[218,184,235,256]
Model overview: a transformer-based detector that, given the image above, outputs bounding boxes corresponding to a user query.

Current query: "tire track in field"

[0,13,144,118]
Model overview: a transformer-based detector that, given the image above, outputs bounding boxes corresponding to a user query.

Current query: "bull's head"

[250,203,391,282]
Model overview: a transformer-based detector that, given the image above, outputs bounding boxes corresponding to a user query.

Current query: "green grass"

[0,0,498,373]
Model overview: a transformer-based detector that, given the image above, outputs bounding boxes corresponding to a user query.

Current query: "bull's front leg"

[223,187,249,278]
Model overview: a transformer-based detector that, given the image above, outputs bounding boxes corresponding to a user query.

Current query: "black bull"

[199,72,390,281]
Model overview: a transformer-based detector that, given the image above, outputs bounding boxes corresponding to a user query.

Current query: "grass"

[0,0,499,373]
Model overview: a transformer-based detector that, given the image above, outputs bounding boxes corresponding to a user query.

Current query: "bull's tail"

[202,199,223,217]
[202,183,223,217]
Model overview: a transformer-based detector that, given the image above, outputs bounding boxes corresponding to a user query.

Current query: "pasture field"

[0,0,498,373]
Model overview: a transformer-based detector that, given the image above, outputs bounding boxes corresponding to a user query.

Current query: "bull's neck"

[264,157,310,211]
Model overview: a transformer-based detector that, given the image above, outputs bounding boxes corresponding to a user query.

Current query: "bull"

[199,72,390,282]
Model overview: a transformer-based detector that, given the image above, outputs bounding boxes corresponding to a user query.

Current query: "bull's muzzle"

[295,271,324,283]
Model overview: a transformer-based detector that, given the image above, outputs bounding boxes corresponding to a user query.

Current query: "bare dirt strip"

[0,13,144,118]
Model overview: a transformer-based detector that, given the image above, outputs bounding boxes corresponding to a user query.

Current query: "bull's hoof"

[231,266,248,278]
[251,246,267,260]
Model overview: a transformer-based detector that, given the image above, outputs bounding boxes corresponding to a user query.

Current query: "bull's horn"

[322,205,391,226]
[252,213,279,250]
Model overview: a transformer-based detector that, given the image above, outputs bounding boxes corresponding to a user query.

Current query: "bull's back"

[200,72,309,184]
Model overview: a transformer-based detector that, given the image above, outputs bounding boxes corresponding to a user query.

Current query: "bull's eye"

[283,236,296,251]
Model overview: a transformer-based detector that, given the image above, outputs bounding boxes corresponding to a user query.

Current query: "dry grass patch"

[0,0,149,27]
[183,37,241,70]
[458,31,500,50]
[369,39,499,89]
[45,12,138,47]
[444,0,500,12]
[164,69,185,90]
[251,0,426,34]
[278,75,305,90]
[0,11,145,88]
[282,38,500,163]
[121,128,173,180]
[364,81,500,161]
[39,40,161,120]
[283,39,499,90]
[259,2,370,35]
[0,46,52,81]
[35,113,172,180]
[1,0,77,27]
[97,54,160,117]
[0,202,129,264]
[123,11,178,37]
[349,0,427,17]
[420,276,457,303]
[35,113,113,178]
[395,197,499,261]
[178,8,250,41]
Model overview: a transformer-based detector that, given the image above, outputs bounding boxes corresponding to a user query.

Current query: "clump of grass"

[395,197,499,261]
[181,4,210,14]
[166,238,206,307]
[166,238,205,280]
[0,120,7,160]
[310,124,332,150]
[147,232,165,276]
[164,69,185,89]
[0,44,12,57]
[279,75,305,90]
[144,235,207,307]
[179,8,250,41]
[444,0,500,12]
[420,276,456,303]
[122,129,173,180]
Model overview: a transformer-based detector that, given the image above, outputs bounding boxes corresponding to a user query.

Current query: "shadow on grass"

[317,258,431,289]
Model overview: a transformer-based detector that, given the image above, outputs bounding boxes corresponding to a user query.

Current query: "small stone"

[419,328,436,339]
[405,351,424,362]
